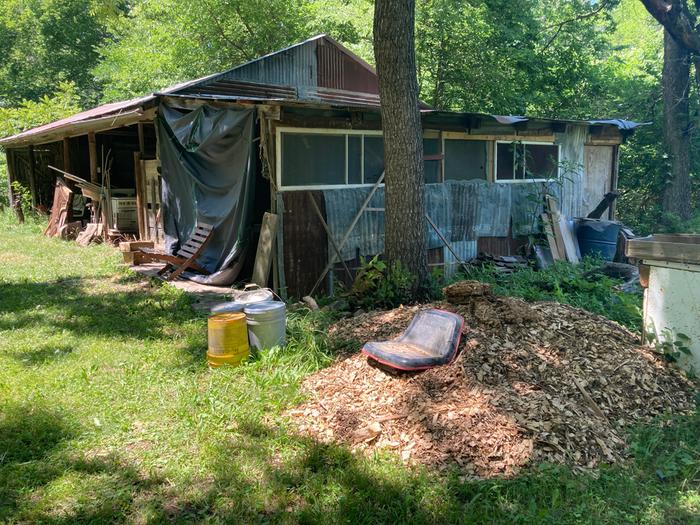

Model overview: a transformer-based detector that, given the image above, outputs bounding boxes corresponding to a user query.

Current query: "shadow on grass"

[1,402,698,524]
[11,343,74,366]
[0,277,211,369]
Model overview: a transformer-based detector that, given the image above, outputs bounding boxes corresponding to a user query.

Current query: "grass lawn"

[0,212,699,524]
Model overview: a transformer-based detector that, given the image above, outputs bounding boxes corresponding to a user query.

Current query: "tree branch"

[540,1,611,52]
[640,0,700,53]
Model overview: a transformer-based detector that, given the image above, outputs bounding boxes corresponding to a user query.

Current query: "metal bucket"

[575,218,620,261]
[243,301,286,351]
[210,288,273,315]
[207,312,250,367]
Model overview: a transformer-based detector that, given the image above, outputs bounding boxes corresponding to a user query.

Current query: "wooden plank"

[63,138,71,172]
[119,241,154,252]
[251,212,280,288]
[626,238,700,265]
[134,152,146,240]
[546,196,579,263]
[541,213,564,261]
[27,145,37,207]
[88,132,98,184]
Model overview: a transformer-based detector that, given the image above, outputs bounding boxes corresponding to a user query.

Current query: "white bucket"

[244,300,286,351]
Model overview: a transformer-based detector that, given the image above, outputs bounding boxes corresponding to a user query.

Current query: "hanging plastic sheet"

[157,103,255,285]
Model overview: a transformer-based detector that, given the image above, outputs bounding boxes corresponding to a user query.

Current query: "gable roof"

[0,34,383,147]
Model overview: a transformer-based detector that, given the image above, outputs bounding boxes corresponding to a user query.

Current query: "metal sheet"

[444,240,477,278]
[556,124,587,218]
[471,181,511,237]
[282,191,328,297]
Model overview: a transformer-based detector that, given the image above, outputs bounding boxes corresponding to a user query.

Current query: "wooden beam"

[62,137,71,172]
[137,123,145,156]
[27,145,37,207]
[626,237,700,265]
[5,149,15,206]
[88,132,98,184]
[134,152,146,240]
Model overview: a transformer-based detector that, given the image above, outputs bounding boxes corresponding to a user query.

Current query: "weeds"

[459,258,643,331]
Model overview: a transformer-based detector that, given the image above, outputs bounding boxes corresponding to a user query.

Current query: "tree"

[0,0,113,106]
[373,0,428,290]
[639,0,699,221]
[662,30,692,220]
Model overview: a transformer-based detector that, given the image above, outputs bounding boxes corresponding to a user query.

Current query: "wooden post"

[88,132,98,184]
[6,149,15,207]
[134,152,146,240]
[610,145,620,220]
[137,123,145,156]
[62,138,71,173]
[27,145,37,208]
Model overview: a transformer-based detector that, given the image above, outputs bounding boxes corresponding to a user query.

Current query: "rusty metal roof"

[0,34,641,148]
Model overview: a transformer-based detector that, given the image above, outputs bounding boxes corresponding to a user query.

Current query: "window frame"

[494,140,561,184]
[276,127,384,191]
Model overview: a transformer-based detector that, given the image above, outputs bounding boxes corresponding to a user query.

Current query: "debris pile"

[288,285,696,477]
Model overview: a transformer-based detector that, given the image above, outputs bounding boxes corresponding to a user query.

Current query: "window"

[279,129,385,189]
[495,141,559,182]
[444,139,488,181]
[278,129,449,189]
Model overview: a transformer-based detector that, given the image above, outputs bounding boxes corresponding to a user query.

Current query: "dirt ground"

[287,293,697,477]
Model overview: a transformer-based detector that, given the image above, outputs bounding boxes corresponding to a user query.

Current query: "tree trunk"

[662,30,692,221]
[373,0,428,289]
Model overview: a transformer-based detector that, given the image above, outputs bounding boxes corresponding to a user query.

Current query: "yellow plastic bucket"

[207,312,249,367]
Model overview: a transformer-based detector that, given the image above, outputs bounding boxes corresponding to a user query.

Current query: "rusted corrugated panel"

[317,38,379,94]
[477,235,529,256]
[179,79,298,99]
[282,191,327,297]
[307,87,380,107]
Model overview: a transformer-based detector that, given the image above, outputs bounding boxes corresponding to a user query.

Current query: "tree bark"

[373,0,428,289]
[640,0,700,53]
[662,30,692,220]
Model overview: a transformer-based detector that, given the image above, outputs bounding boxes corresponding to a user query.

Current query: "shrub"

[459,258,643,331]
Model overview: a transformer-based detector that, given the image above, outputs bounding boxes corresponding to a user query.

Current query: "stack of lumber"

[44,179,74,238]
[119,241,154,265]
[471,253,528,273]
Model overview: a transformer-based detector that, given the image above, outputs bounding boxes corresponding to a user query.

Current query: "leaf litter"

[286,284,697,478]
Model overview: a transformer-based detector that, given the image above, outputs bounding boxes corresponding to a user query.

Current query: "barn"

[0,35,640,297]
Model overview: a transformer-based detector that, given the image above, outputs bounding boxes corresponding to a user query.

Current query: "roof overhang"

[0,95,157,148]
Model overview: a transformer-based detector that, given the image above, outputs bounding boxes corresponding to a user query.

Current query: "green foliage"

[460,258,643,331]
[344,256,416,310]
[93,0,373,101]
[1,213,699,523]
[0,0,113,105]
[9,181,31,214]
[644,328,693,363]
[0,81,81,138]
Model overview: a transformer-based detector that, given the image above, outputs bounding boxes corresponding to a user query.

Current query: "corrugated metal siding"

[317,38,379,94]
[221,42,318,90]
[282,191,327,297]
[477,235,529,256]
[444,240,478,278]
[472,181,511,237]
[556,124,587,218]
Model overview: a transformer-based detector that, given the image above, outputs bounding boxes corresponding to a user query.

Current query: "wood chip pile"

[287,286,697,477]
